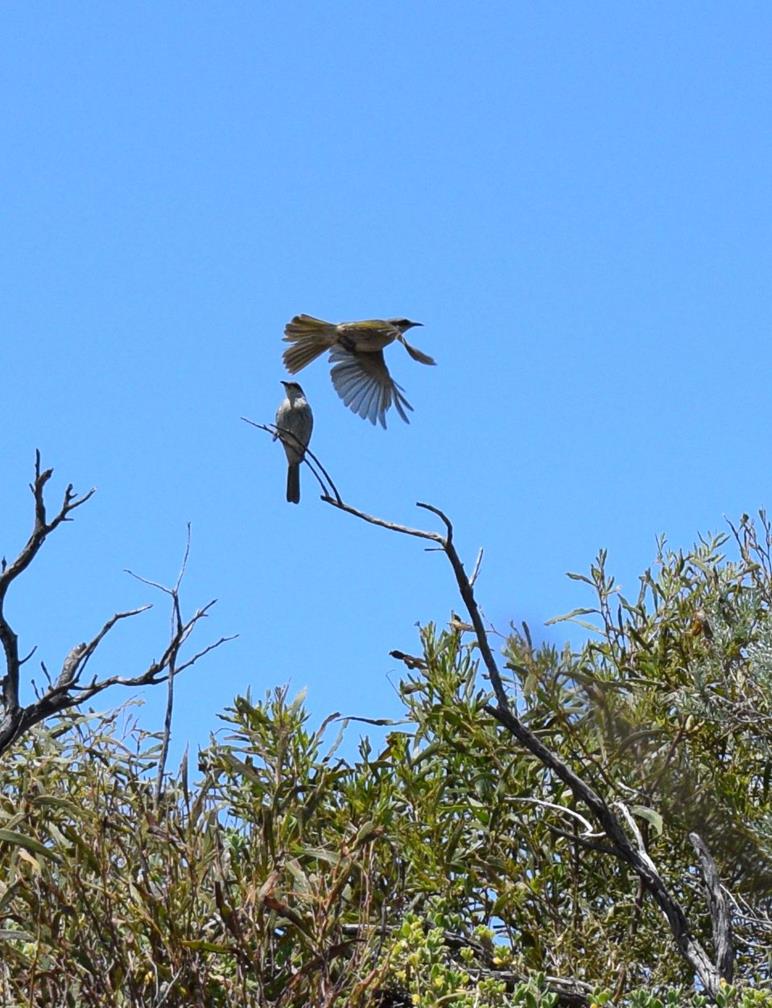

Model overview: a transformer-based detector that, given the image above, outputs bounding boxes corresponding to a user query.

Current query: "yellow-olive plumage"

[282,315,435,428]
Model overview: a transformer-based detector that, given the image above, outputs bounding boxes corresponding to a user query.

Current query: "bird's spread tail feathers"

[283,315,338,373]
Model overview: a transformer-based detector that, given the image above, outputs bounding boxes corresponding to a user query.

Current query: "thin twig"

[152,525,191,803]
[545,824,617,857]
[242,417,344,504]
[509,797,603,837]
[177,634,237,674]
[322,496,443,542]
[469,547,484,588]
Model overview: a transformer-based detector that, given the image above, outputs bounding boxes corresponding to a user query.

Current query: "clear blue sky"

[3,3,771,760]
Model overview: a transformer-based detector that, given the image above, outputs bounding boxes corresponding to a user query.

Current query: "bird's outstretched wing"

[329,347,413,428]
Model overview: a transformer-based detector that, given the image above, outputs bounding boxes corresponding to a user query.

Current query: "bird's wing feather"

[398,334,436,365]
[329,347,413,427]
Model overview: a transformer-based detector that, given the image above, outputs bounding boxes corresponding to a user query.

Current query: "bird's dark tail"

[286,463,300,504]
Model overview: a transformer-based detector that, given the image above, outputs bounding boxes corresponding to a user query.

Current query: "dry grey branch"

[0,451,95,719]
[689,832,735,981]
[319,485,733,1000]
[0,456,232,760]
[242,416,343,504]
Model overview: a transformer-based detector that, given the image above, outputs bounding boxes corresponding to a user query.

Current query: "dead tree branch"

[689,832,734,982]
[242,416,343,504]
[0,456,234,759]
[320,487,731,1001]
[0,451,95,720]
[128,522,189,804]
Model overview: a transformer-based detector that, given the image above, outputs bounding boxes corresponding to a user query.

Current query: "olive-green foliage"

[0,518,769,1006]
[527,518,772,985]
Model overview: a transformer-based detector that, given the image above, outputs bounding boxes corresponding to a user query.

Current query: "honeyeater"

[282,315,435,428]
[274,381,313,504]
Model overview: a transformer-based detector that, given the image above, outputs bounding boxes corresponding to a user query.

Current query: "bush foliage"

[0,517,770,1006]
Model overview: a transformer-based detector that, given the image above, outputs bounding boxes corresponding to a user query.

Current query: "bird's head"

[389,318,422,333]
[281,380,305,396]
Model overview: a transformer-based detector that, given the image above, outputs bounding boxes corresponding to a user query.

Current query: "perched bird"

[282,314,435,428]
[274,381,313,504]
[449,611,475,634]
[389,649,428,671]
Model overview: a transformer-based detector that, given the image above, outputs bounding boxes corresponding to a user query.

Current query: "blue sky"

[3,3,771,760]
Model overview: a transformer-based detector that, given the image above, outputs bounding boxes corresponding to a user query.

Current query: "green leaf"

[30,795,81,817]
[0,829,60,864]
[565,571,594,584]
[352,820,381,847]
[180,939,233,954]
[545,607,600,626]
[630,805,664,837]
[298,846,342,866]
[0,929,33,942]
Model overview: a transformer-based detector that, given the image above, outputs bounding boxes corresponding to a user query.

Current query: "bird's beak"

[407,321,423,329]
[280,380,289,387]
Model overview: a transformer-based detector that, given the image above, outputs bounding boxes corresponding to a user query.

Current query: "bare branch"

[510,797,603,837]
[0,456,96,720]
[124,571,170,595]
[469,546,484,587]
[2,599,231,759]
[53,643,88,691]
[18,645,37,667]
[242,416,344,504]
[322,496,443,543]
[176,634,238,675]
[8,454,95,590]
[174,523,192,594]
[689,832,734,981]
[154,530,189,803]
[315,473,729,998]
[415,501,453,539]
[67,607,153,684]
[545,824,618,857]
[341,714,409,727]
[0,456,232,763]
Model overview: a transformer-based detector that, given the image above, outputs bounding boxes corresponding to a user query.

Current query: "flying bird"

[274,381,313,504]
[282,314,435,428]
